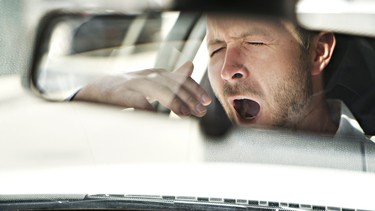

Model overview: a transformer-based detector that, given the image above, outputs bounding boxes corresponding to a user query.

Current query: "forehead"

[206,15,296,41]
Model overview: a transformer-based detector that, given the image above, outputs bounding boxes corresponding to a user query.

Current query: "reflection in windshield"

[34,11,374,142]
[3,3,375,210]
[36,12,180,100]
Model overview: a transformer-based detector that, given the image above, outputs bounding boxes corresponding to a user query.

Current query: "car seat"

[324,34,375,135]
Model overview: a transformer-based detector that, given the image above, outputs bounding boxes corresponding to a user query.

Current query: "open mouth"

[233,99,260,121]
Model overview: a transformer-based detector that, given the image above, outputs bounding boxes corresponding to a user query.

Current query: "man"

[73,15,364,136]
[206,15,340,134]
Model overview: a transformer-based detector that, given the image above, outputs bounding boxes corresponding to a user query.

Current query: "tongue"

[233,99,260,120]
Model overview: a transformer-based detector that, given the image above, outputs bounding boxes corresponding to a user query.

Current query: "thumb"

[173,61,194,77]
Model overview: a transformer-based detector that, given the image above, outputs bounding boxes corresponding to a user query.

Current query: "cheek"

[208,68,221,96]
[208,60,224,92]
[243,51,278,83]
[241,50,294,105]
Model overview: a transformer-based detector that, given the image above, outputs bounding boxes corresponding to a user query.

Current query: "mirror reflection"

[33,11,375,141]
[36,11,200,100]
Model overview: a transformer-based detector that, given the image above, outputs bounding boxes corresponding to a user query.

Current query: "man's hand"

[73,61,212,117]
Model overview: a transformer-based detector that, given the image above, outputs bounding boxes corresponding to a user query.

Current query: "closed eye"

[210,47,225,57]
[246,42,265,46]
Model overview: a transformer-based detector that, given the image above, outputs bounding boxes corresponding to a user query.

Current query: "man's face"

[207,16,313,128]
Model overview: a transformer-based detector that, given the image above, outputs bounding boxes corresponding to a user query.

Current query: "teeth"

[244,115,256,120]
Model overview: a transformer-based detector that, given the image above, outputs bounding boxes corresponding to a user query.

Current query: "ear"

[310,32,336,76]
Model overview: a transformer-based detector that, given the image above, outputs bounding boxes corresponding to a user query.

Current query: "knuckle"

[171,83,182,93]
[186,95,197,106]
[169,96,181,108]
[169,97,184,115]
[186,78,203,93]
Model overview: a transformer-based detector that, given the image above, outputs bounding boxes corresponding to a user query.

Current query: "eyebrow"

[207,38,225,46]
[239,30,272,39]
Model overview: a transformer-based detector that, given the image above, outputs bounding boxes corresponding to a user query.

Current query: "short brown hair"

[295,26,316,50]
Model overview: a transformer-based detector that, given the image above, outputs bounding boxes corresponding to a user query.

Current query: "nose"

[221,45,249,81]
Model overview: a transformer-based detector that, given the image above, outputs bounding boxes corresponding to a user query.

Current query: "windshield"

[1,0,375,210]
[32,9,375,137]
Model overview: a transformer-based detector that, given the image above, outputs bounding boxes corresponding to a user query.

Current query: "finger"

[126,77,192,116]
[143,71,206,117]
[168,95,193,116]
[127,67,209,117]
[162,71,212,106]
[147,72,205,116]
[144,68,211,116]
[180,77,212,106]
[172,86,208,117]
[173,61,194,77]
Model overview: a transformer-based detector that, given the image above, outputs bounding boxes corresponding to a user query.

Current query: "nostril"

[232,73,243,79]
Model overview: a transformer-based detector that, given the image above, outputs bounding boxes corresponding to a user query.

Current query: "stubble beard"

[270,49,313,129]
[217,49,313,129]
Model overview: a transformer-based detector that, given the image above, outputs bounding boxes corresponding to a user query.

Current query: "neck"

[297,94,338,135]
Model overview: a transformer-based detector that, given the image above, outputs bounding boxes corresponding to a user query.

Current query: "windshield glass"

[1,0,375,210]
[32,9,375,138]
